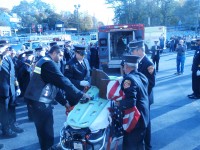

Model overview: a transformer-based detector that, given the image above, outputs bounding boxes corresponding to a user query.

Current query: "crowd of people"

[0,32,200,150]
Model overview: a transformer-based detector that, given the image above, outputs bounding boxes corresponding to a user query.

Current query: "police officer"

[188,37,200,99]
[0,40,23,138]
[130,40,156,150]
[34,47,46,64]
[151,40,161,72]
[120,55,149,150]
[64,40,74,63]
[24,45,90,150]
[64,45,90,105]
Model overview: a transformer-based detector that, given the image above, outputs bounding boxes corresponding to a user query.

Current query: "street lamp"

[74,4,81,35]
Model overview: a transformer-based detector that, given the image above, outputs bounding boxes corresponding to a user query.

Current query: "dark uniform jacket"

[64,47,74,63]
[0,55,17,97]
[192,46,200,72]
[24,55,83,106]
[138,55,156,105]
[151,45,161,59]
[64,56,90,91]
[120,70,149,130]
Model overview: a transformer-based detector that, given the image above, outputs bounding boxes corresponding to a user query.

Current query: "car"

[10,43,23,51]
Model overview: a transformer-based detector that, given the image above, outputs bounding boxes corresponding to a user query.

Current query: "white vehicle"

[144,26,167,52]
[23,41,41,50]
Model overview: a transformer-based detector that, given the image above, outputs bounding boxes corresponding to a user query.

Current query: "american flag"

[107,77,141,133]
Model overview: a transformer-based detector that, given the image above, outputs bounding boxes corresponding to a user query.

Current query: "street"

[1,50,200,150]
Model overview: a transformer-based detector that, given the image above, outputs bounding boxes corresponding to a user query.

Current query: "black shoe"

[0,144,3,149]
[187,93,195,97]
[11,125,24,133]
[188,95,200,99]
[2,129,17,138]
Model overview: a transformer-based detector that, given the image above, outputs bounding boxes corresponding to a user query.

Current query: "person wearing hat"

[64,40,74,63]
[151,40,161,72]
[187,37,200,99]
[0,40,24,138]
[49,41,57,47]
[24,45,90,150]
[119,55,149,150]
[64,44,91,104]
[129,40,155,150]
[34,47,46,64]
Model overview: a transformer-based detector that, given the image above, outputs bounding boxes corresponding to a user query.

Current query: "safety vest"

[24,56,58,103]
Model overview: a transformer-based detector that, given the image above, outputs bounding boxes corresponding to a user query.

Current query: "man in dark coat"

[64,45,90,95]
[151,40,161,72]
[188,37,200,99]
[0,40,23,138]
[130,40,156,150]
[120,55,149,150]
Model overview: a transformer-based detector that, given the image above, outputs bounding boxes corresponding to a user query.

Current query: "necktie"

[80,62,85,68]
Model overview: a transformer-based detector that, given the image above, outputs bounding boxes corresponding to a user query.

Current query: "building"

[0,26,11,36]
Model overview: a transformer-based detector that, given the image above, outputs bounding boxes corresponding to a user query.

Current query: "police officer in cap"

[24,45,90,150]
[0,40,23,138]
[64,40,74,63]
[129,40,155,150]
[34,47,46,64]
[188,37,200,99]
[64,44,90,105]
[120,55,149,150]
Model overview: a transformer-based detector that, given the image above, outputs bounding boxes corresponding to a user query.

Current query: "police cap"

[49,42,57,47]
[24,50,34,56]
[128,40,144,50]
[35,47,43,52]
[65,40,71,44]
[0,40,9,47]
[74,44,87,55]
[122,55,140,64]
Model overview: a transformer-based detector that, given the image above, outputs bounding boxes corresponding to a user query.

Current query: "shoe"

[0,144,3,149]
[187,93,195,97]
[11,125,24,133]
[188,95,200,99]
[2,129,17,138]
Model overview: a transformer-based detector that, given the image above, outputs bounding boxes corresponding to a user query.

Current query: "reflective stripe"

[34,66,41,74]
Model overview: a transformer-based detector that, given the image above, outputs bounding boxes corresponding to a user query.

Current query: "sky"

[0,0,114,25]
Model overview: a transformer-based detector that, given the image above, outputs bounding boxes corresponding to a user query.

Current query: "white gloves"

[197,70,200,76]
[80,80,90,87]
[16,89,21,96]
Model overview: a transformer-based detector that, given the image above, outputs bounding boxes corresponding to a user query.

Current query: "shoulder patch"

[123,80,131,89]
[147,65,154,74]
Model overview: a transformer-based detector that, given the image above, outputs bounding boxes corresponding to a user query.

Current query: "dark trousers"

[152,57,160,71]
[192,72,200,96]
[29,100,54,150]
[123,128,146,150]
[0,96,16,133]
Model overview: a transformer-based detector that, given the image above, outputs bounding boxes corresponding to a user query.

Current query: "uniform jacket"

[0,55,17,97]
[192,46,200,72]
[138,55,156,105]
[64,56,90,91]
[120,70,149,129]
[151,45,161,59]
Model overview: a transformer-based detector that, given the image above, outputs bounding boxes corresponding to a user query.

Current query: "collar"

[139,55,145,63]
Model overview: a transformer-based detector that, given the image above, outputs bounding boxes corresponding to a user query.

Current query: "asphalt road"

[1,50,200,150]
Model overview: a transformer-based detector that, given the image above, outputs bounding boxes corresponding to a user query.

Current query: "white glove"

[197,70,200,76]
[80,80,90,87]
[16,89,21,96]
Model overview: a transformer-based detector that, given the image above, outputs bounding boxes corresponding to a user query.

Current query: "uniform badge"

[148,65,154,74]
[123,80,131,89]
[65,65,69,69]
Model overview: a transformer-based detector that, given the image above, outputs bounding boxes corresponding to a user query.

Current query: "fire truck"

[98,24,144,70]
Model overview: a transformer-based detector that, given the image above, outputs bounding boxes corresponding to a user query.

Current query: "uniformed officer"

[64,44,91,105]
[188,37,200,99]
[129,40,156,150]
[151,40,161,72]
[24,45,90,150]
[63,40,74,63]
[34,47,46,64]
[120,55,149,150]
[0,40,23,138]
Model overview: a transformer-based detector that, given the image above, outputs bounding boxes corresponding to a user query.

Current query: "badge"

[148,65,154,74]
[65,65,69,69]
[123,80,131,89]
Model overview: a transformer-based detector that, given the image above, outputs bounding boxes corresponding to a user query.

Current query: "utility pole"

[74,4,81,37]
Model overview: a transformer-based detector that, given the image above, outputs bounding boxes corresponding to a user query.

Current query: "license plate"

[73,142,83,150]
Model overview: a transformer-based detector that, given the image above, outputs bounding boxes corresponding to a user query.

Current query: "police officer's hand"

[80,80,90,87]
[16,89,21,97]
[197,70,200,76]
